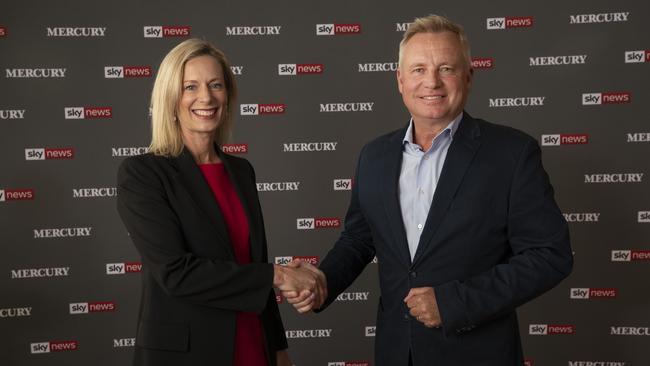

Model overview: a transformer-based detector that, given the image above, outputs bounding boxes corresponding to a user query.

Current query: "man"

[285,14,573,366]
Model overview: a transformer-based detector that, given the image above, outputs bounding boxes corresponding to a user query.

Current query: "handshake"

[273,260,327,313]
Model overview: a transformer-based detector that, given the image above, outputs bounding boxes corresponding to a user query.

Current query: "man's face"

[397,31,472,127]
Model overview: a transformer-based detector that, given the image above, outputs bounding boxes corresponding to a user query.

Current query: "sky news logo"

[278,63,324,75]
[240,104,285,115]
[25,148,74,160]
[104,66,151,78]
[69,301,116,314]
[64,106,112,119]
[639,211,650,223]
[471,57,494,69]
[222,144,248,154]
[297,217,341,229]
[106,262,142,275]
[541,134,588,146]
[570,287,617,299]
[31,341,77,354]
[0,26,6,37]
[316,24,361,35]
[625,50,650,63]
[0,188,34,202]
[611,249,650,262]
[274,256,319,266]
[529,324,575,335]
[365,326,376,337]
[333,179,352,191]
[582,92,631,105]
[486,16,533,29]
[143,25,190,38]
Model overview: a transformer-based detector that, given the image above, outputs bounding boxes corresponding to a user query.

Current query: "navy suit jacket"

[117,147,287,366]
[319,113,573,366]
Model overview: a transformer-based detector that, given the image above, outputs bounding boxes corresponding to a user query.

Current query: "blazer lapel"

[173,148,234,258]
[218,148,263,263]
[412,114,481,266]
[381,126,413,267]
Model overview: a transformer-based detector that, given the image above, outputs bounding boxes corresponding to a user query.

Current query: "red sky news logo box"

[106,262,142,274]
[25,148,74,160]
[31,341,78,354]
[486,16,534,29]
[529,324,575,335]
[611,249,650,261]
[64,106,112,119]
[541,134,589,146]
[523,360,533,366]
[278,64,324,75]
[104,66,152,78]
[0,26,6,37]
[316,24,361,35]
[570,287,617,299]
[222,144,248,154]
[625,50,650,63]
[69,301,116,314]
[471,57,494,69]
[297,217,341,229]
[582,92,631,105]
[274,256,319,266]
[0,189,34,201]
[240,104,286,115]
[143,26,191,38]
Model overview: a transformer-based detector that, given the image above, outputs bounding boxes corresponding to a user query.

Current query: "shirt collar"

[402,112,463,146]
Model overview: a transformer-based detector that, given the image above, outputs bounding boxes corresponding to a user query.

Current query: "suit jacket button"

[410,271,417,278]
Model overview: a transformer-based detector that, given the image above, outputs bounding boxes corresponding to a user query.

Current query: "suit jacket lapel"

[173,148,234,258]
[381,126,413,267]
[218,148,263,263]
[412,113,481,266]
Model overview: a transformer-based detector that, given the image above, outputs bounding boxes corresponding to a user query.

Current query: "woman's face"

[177,55,228,138]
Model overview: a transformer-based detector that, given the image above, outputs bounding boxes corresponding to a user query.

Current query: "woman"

[117,38,313,366]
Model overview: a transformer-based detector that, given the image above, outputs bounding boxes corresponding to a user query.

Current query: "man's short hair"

[398,14,471,69]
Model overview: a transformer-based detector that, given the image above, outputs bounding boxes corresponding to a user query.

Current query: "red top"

[199,163,268,366]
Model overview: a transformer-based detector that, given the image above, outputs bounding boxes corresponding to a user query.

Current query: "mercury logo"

[529,324,575,335]
[230,66,244,75]
[328,362,370,366]
[0,307,32,318]
[0,109,26,119]
[5,68,66,78]
[274,256,319,266]
[529,55,587,66]
[316,24,361,35]
[64,107,113,119]
[73,187,117,198]
[625,50,650,63]
[563,213,600,222]
[222,144,248,154]
[111,146,148,157]
[639,211,650,223]
[357,62,398,72]
[627,132,650,142]
[285,329,332,338]
[113,338,136,347]
[569,12,630,24]
[256,182,300,192]
[541,134,589,146]
[25,148,74,160]
[365,326,376,337]
[319,102,374,112]
[335,292,370,301]
[584,173,643,183]
[471,57,494,69]
[296,217,341,230]
[395,22,412,32]
[278,63,324,75]
[69,301,116,314]
[143,25,190,38]
[106,262,142,274]
[46,27,106,37]
[333,179,352,191]
[486,16,533,29]
[570,287,617,299]
[225,26,281,36]
[283,142,337,152]
[31,341,78,354]
[610,326,650,336]
[0,188,34,202]
[568,361,626,366]
[33,227,92,239]
[240,104,285,115]
[10,267,70,279]
[611,249,650,262]
[104,66,151,78]
[488,97,545,107]
[582,92,631,105]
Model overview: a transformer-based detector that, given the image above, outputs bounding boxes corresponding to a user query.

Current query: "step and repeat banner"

[1,0,649,365]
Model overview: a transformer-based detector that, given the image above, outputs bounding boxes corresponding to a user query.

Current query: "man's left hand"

[404,287,442,328]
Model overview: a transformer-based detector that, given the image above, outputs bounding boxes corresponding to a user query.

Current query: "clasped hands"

[273,260,327,313]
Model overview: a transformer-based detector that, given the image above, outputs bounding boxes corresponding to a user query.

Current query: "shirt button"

[404,313,410,320]
[417,224,423,230]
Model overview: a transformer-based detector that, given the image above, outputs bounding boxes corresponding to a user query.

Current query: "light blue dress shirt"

[399,113,462,260]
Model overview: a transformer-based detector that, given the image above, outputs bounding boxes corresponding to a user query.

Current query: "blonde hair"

[148,38,237,157]
[398,14,471,69]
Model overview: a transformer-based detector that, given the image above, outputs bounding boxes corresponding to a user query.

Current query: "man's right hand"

[276,260,327,313]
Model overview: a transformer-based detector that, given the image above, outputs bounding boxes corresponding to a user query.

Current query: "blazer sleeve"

[116,156,275,313]
[435,137,573,335]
